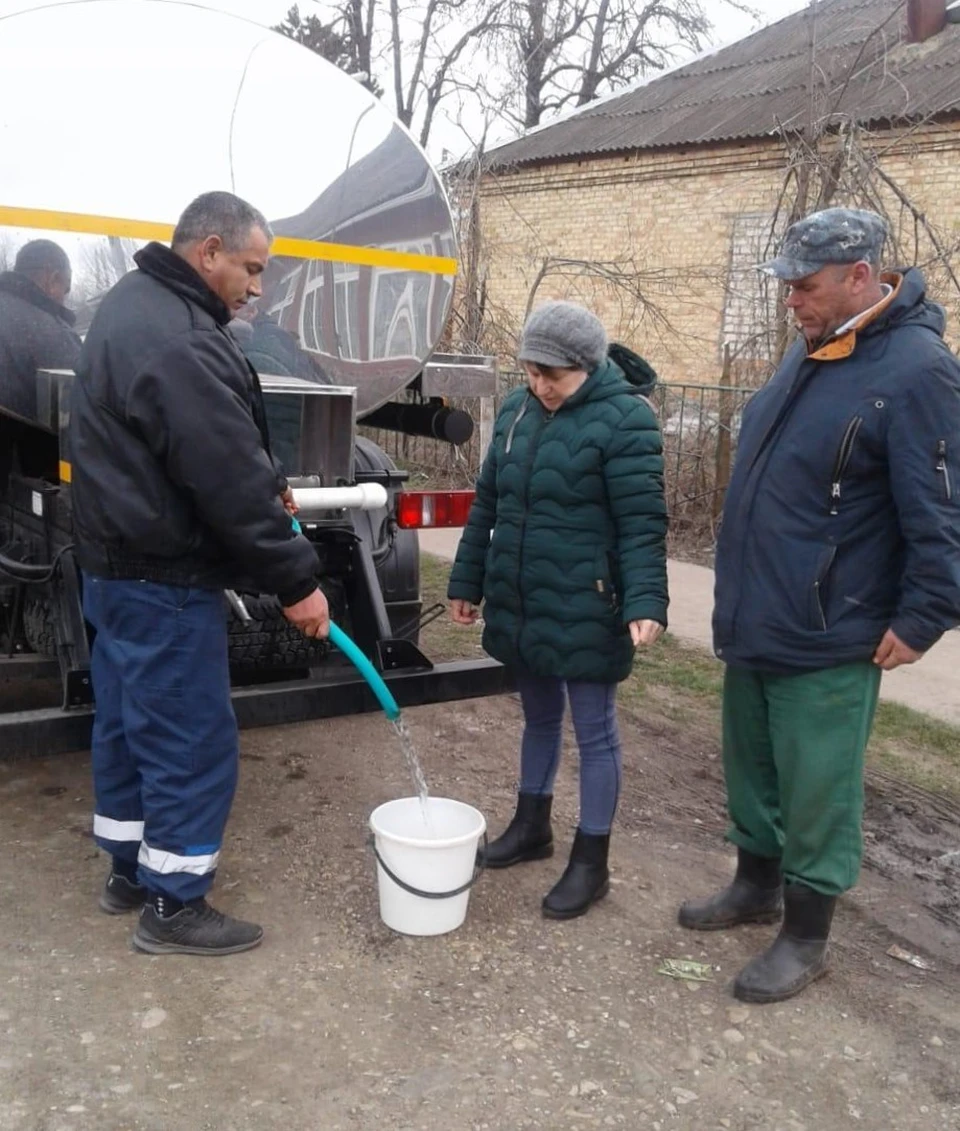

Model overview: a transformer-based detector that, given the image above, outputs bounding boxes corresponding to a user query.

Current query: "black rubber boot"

[733,882,836,1004]
[480,792,554,869]
[678,848,782,931]
[133,895,264,956]
[541,829,610,920]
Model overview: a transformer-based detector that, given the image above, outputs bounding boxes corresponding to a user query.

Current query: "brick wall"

[476,122,960,385]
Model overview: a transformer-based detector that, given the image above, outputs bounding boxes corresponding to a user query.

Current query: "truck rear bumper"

[0,658,513,758]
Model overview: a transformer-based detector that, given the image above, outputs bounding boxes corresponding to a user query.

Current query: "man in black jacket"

[0,240,81,488]
[70,192,329,956]
[0,239,80,420]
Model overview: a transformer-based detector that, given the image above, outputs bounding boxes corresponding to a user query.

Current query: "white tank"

[0,0,458,417]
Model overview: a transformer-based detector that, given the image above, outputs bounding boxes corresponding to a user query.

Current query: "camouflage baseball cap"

[759,207,888,281]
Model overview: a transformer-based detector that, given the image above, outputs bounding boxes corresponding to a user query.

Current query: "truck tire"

[22,595,57,656]
[226,588,342,670]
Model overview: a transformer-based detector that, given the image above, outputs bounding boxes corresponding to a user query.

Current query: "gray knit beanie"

[518,301,608,372]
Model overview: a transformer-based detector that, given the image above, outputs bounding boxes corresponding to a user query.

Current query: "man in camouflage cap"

[679,207,960,1004]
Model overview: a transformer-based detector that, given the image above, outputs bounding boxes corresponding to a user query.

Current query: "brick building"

[477,0,960,385]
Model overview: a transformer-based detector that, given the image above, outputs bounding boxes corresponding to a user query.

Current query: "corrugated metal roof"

[487,0,960,167]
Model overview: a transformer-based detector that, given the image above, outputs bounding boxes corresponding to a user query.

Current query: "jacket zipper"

[828,416,863,514]
[936,439,952,501]
[505,396,530,454]
[514,405,551,654]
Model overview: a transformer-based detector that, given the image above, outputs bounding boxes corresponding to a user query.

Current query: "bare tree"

[278,0,505,149]
[497,0,755,129]
[71,238,138,308]
[274,4,380,92]
[389,0,507,148]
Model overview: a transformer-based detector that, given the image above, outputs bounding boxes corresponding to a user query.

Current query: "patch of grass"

[418,552,484,663]
[418,552,960,799]
[868,701,960,798]
[872,699,960,755]
[627,634,724,700]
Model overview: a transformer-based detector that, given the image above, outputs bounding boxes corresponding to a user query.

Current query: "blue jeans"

[516,672,622,835]
[83,575,238,901]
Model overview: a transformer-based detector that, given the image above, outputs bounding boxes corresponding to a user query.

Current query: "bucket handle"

[368,832,487,900]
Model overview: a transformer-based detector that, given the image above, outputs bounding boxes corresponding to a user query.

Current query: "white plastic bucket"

[369,797,486,936]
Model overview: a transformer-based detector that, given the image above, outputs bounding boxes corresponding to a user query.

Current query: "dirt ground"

[2,683,959,1131]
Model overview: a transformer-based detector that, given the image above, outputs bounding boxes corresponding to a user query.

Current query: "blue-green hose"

[290,513,400,720]
[328,623,401,721]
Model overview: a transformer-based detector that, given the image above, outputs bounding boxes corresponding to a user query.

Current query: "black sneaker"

[133,899,263,956]
[99,871,148,915]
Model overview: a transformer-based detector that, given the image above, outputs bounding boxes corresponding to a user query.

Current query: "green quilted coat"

[447,348,668,683]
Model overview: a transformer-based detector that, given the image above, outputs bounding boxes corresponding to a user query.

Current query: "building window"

[721,212,782,364]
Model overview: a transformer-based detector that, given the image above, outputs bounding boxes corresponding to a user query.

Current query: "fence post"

[714,345,734,523]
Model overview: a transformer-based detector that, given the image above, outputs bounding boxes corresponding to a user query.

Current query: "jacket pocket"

[592,548,620,610]
[828,416,863,515]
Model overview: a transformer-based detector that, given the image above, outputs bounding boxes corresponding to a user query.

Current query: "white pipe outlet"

[292,483,389,512]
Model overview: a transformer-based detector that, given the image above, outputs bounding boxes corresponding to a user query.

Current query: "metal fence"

[360,379,757,553]
[649,382,755,552]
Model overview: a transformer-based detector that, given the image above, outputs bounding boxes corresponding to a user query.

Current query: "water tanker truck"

[0,0,509,756]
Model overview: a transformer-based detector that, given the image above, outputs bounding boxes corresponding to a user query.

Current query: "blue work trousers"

[83,575,238,901]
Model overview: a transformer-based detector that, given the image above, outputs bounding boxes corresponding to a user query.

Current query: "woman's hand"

[629,619,664,647]
[450,599,480,625]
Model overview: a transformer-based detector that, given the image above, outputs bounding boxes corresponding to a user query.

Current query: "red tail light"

[396,490,475,529]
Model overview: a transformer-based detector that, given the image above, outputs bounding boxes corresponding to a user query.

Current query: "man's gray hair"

[15,238,71,279]
[172,191,272,252]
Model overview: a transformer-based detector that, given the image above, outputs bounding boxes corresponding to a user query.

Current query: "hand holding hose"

[283,587,330,638]
[280,485,300,516]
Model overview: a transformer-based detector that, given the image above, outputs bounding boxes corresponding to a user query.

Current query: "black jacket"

[69,243,319,604]
[714,268,960,671]
[0,271,81,421]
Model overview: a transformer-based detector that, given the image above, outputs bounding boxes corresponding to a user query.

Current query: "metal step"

[0,659,512,759]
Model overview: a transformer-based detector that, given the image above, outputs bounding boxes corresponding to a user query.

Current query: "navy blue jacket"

[713,268,960,672]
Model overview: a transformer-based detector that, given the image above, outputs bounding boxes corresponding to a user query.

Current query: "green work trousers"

[722,662,882,897]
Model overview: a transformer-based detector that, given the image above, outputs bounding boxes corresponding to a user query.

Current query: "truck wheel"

[22,595,57,656]
[227,591,337,670]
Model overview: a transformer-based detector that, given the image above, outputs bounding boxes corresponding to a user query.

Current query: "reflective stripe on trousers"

[138,842,221,877]
[93,814,145,843]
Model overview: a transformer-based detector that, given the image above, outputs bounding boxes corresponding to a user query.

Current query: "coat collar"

[806,272,903,362]
[0,270,76,326]
[134,242,231,326]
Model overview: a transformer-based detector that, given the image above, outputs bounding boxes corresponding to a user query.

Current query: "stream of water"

[390,714,434,833]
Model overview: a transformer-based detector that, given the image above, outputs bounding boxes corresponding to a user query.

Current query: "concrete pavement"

[419,527,960,727]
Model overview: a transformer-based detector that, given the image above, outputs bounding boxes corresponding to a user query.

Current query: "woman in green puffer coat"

[448,301,668,920]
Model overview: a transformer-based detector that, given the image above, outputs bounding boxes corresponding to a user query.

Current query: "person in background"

[0,238,80,421]
[680,208,960,1003]
[70,191,329,956]
[448,301,668,920]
